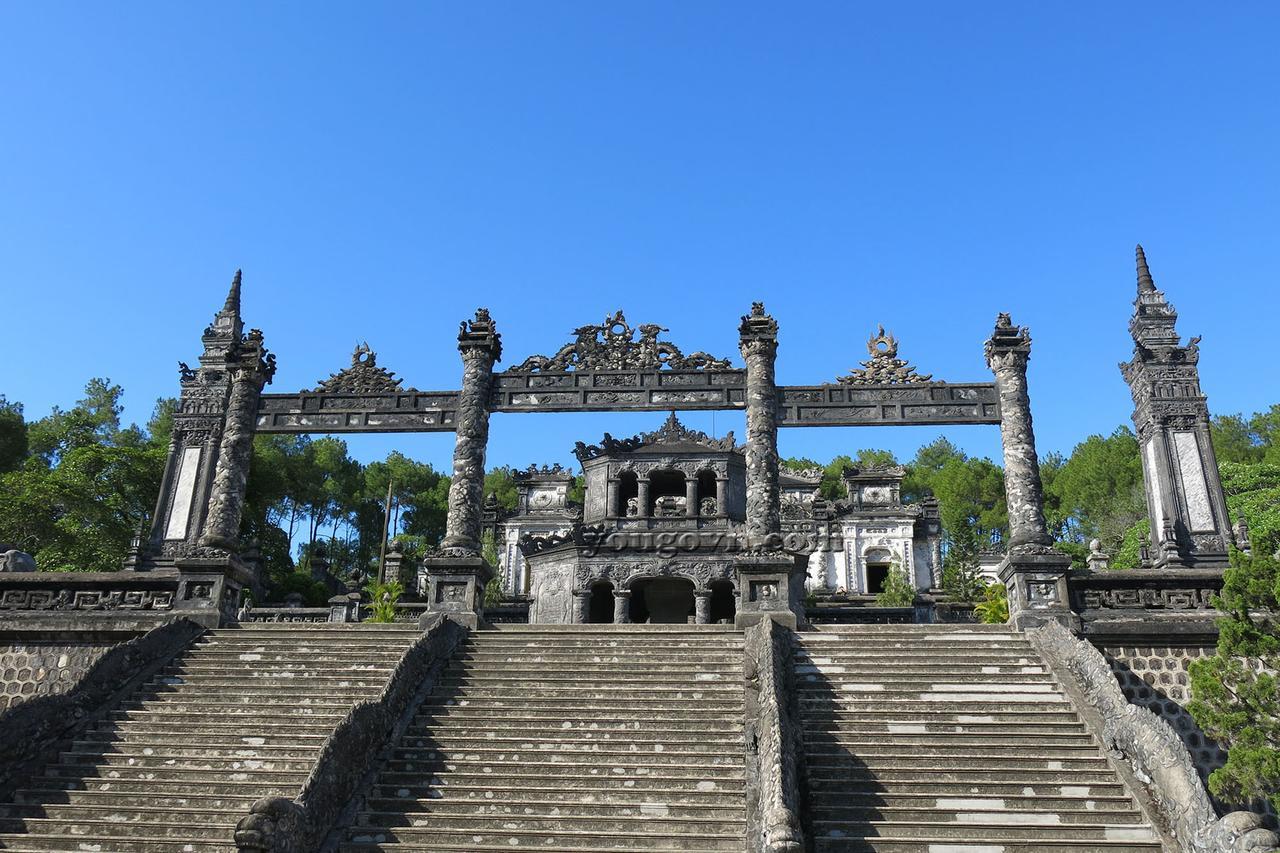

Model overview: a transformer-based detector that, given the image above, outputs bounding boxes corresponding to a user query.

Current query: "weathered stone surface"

[441,310,501,556]
[743,619,803,852]
[1028,619,1277,852]
[739,303,780,538]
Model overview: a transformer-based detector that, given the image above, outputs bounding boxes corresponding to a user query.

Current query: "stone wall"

[1101,642,1277,829]
[0,641,115,710]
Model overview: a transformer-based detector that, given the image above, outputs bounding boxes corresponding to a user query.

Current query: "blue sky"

[2,3,1277,472]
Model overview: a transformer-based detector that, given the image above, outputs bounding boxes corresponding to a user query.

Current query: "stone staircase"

[0,623,423,853]
[795,624,1165,852]
[339,625,747,852]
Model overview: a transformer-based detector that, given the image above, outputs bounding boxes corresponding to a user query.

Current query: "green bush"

[875,560,916,608]
[363,579,404,623]
[270,572,330,607]
[974,582,1008,624]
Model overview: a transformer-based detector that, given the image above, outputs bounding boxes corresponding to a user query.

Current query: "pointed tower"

[144,270,273,565]
[1120,246,1231,569]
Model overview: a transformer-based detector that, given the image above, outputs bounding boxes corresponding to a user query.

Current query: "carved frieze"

[0,588,175,611]
[574,412,737,461]
[308,344,413,394]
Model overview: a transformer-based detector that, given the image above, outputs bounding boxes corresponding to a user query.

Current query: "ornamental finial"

[1135,245,1156,294]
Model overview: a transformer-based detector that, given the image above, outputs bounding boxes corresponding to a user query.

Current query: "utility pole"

[377,476,394,584]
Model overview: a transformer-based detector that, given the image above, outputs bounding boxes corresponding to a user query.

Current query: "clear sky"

[2,3,1277,472]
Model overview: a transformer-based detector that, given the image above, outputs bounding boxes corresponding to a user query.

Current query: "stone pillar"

[1121,246,1233,569]
[985,313,1073,630]
[636,478,651,519]
[572,589,591,624]
[695,590,712,624]
[201,335,274,552]
[441,309,502,556]
[613,589,631,624]
[606,478,619,518]
[985,314,1053,552]
[739,302,781,540]
[685,476,699,518]
[715,477,728,517]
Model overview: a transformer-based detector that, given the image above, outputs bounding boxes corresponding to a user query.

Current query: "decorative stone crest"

[508,310,733,372]
[572,412,737,462]
[837,326,934,385]
[308,344,412,394]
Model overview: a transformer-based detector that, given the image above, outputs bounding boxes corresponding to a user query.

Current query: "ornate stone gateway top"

[573,412,739,462]
[836,326,934,385]
[308,344,411,394]
[508,310,734,372]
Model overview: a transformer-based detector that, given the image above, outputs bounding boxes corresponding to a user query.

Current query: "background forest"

[2,379,1278,591]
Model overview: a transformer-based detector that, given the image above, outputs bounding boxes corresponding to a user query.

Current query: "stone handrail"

[743,618,804,853]
[0,617,203,800]
[232,615,467,852]
[1028,620,1278,852]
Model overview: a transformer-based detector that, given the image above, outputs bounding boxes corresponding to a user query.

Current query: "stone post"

[636,478,651,519]
[606,478,619,518]
[441,309,502,556]
[685,477,699,518]
[715,477,728,518]
[201,333,274,552]
[695,590,712,624]
[739,302,781,540]
[985,314,1073,630]
[572,589,591,624]
[613,589,631,624]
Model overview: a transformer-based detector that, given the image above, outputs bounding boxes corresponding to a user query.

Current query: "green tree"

[974,582,1009,624]
[0,397,28,474]
[1187,548,1279,811]
[1045,428,1145,554]
[483,467,518,511]
[875,559,916,607]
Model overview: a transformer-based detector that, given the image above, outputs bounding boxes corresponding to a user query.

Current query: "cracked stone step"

[368,780,744,800]
[812,842,1162,853]
[0,835,236,852]
[360,799,744,818]
[342,825,745,850]
[809,794,1138,812]
[811,807,1149,825]
[811,821,1160,842]
[387,747,744,767]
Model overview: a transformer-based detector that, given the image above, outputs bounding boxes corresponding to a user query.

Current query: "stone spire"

[205,269,244,346]
[224,268,243,315]
[1135,244,1156,294]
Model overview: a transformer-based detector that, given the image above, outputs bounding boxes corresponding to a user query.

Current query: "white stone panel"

[164,447,202,540]
[1144,439,1165,537]
[1173,431,1214,532]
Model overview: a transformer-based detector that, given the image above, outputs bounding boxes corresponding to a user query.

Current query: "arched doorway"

[708,580,736,624]
[588,581,615,623]
[630,577,695,624]
[864,547,892,595]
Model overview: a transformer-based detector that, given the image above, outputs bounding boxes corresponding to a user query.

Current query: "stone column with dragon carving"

[201,329,275,552]
[739,302,781,540]
[985,313,1074,629]
[425,309,500,624]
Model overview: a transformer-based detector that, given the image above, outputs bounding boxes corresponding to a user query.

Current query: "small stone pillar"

[636,479,651,518]
[441,309,502,556]
[685,477,699,518]
[715,477,728,517]
[1086,539,1111,572]
[613,589,632,624]
[739,302,781,539]
[572,589,591,624]
[985,314,1074,630]
[694,590,712,624]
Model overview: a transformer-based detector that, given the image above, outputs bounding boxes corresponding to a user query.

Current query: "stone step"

[0,803,235,825]
[796,664,1047,675]
[424,697,744,711]
[389,746,744,766]
[362,797,744,817]
[795,680,1062,692]
[439,672,740,685]
[809,793,1138,812]
[454,655,744,667]
[798,698,1073,710]
[119,699,362,713]
[805,768,1123,785]
[0,817,237,840]
[412,711,743,729]
[804,754,1111,771]
[60,750,319,770]
[353,811,745,834]
[381,756,745,774]
[0,835,235,852]
[802,720,1087,734]
[342,825,743,850]
[801,708,1080,720]
[183,651,408,663]
[367,781,743,802]
[66,742,323,760]
[812,841,1162,853]
[430,686,744,700]
[106,708,349,722]
[21,778,298,797]
[9,790,259,811]
[151,673,392,687]
[810,807,1149,825]
[373,768,745,789]
[401,733,745,750]
[36,763,308,784]
[78,730,332,747]
[807,821,1160,842]
[87,721,337,738]
[803,781,1131,798]
[801,740,1101,755]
